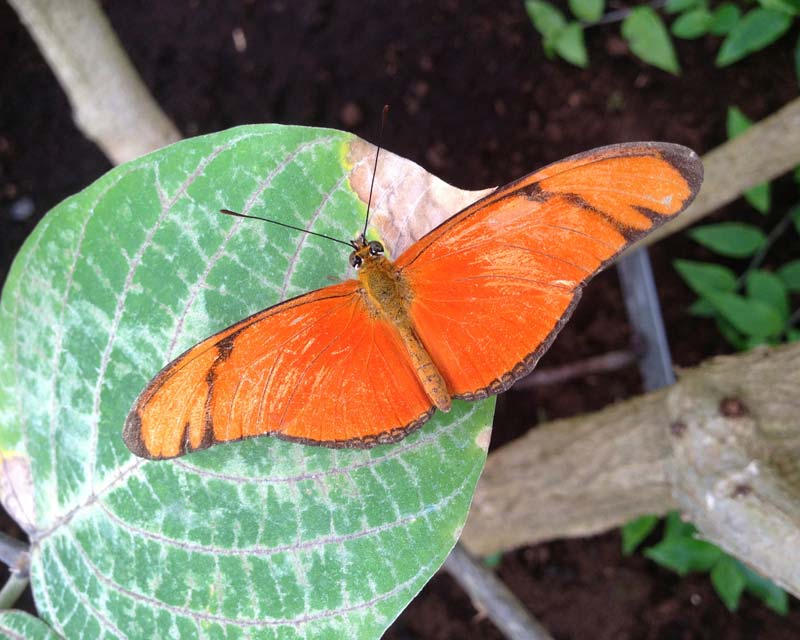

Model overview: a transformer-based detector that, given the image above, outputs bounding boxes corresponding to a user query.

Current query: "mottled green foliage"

[0,126,493,638]
[522,0,798,73]
[625,512,788,613]
[524,0,588,68]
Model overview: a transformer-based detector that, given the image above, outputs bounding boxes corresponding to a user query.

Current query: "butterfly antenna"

[363,104,389,240]
[219,209,353,248]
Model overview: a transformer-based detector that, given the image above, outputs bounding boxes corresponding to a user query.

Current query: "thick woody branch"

[8,0,180,164]
[461,342,800,597]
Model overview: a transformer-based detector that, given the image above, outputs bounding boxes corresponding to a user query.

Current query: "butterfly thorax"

[352,242,452,413]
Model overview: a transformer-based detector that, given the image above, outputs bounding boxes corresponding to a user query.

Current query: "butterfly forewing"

[396,142,702,399]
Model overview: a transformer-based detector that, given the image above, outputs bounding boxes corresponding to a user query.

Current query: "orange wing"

[396,142,703,399]
[123,281,434,459]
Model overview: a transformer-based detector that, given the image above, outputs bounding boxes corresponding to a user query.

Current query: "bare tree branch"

[8,0,180,164]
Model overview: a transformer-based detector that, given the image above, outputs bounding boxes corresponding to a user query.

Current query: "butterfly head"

[348,235,385,270]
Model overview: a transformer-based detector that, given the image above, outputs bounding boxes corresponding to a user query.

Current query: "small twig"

[0,533,28,577]
[0,574,30,610]
[512,349,638,390]
[585,0,668,27]
[617,249,676,391]
[444,543,554,640]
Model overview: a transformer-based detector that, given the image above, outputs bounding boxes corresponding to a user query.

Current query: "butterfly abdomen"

[357,254,451,413]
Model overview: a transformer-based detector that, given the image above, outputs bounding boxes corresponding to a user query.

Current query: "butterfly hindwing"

[396,142,703,399]
[123,281,435,459]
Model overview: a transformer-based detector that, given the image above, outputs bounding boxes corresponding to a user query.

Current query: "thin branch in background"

[0,532,30,610]
[0,533,28,577]
[444,544,554,640]
[585,0,668,27]
[512,348,638,390]
[0,574,29,610]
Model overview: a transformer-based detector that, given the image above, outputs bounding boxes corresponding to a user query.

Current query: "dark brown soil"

[1,1,798,638]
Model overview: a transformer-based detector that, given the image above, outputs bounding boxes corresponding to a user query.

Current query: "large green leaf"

[0,611,60,639]
[0,125,493,639]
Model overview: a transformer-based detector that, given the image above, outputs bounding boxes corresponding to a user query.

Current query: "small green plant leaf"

[711,556,747,611]
[0,612,60,639]
[744,182,771,214]
[757,0,800,15]
[726,105,753,138]
[665,0,703,14]
[689,222,766,257]
[622,6,681,74]
[526,0,567,38]
[726,107,771,213]
[622,515,659,555]
[645,537,723,575]
[705,291,785,338]
[569,0,604,21]
[778,259,800,292]
[716,8,793,66]
[663,511,696,539]
[672,8,712,38]
[742,565,790,614]
[788,328,800,342]
[632,513,789,615]
[0,125,494,638]
[482,552,504,569]
[555,22,589,67]
[792,202,800,234]
[746,270,790,320]
[716,315,750,349]
[674,259,738,296]
[710,3,742,35]
[688,298,716,317]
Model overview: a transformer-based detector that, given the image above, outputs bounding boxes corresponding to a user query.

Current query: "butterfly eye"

[349,253,363,269]
[368,241,384,256]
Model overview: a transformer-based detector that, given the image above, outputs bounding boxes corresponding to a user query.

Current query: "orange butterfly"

[123,142,702,459]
